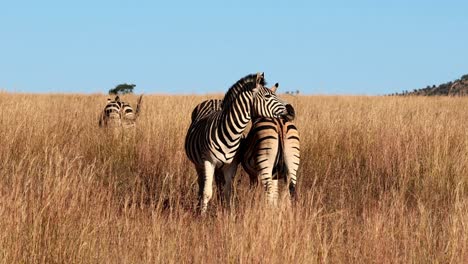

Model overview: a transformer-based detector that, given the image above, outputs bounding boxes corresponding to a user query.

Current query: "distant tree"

[295,90,300,95]
[461,74,468,81]
[109,83,136,95]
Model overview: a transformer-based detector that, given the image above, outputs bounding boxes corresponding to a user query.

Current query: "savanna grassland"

[0,92,467,263]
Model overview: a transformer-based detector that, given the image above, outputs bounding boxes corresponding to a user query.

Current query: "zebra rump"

[240,101,300,203]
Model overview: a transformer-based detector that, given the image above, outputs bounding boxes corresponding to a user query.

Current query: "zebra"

[240,102,300,205]
[185,72,288,214]
[120,97,143,129]
[99,96,122,128]
[99,95,143,129]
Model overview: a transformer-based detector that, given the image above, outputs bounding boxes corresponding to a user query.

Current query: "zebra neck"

[218,93,252,147]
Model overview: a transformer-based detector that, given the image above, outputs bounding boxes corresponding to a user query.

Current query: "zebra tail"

[275,122,287,181]
[135,94,143,118]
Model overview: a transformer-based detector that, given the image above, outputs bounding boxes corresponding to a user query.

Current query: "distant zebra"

[240,102,300,205]
[99,96,122,128]
[99,95,143,129]
[185,73,287,214]
[120,97,143,129]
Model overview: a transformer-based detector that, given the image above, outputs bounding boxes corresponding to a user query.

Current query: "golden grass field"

[0,92,467,263]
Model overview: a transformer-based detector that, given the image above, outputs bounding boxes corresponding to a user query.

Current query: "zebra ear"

[270,83,279,93]
[252,72,265,94]
[256,72,265,85]
[115,96,120,102]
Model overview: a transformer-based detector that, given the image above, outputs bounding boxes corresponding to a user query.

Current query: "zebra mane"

[222,73,267,111]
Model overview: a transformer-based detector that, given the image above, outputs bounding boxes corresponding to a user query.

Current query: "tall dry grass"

[0,92,467,263]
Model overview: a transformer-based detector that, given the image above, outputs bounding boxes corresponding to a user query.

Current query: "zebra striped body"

[240,104,300,204]
[191,99,222,122]
[185,73,287,213]
[99,95,143,129]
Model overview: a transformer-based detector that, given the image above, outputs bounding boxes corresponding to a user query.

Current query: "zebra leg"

[197,161,215,214]
[214,169,225,204]
[260,168,277,206]
[284,152,299,202]
[283,155,298,201]
[284,165,298,202]
[242,156,258,188]
[221,163,238,210]
[270,179,279,206]
[277,172,293,205]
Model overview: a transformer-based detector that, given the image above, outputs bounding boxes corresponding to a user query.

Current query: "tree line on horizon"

[390,74,468,96]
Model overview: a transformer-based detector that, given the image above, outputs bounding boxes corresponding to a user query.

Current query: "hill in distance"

[392,74,468,96]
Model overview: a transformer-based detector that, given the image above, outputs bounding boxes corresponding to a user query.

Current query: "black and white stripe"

[185,73,287,213]
[190,98,222,123]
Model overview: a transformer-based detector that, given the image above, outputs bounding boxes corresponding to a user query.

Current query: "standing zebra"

[185,73,287,214]
[99,95,143,128]
[120,98,143,129]
[240,101,300,205]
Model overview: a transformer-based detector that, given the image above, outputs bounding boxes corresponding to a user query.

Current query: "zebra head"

[251,73,287,119]
[283,104,296,121]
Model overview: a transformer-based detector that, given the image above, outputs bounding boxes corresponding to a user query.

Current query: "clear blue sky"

[1,0,467,95]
